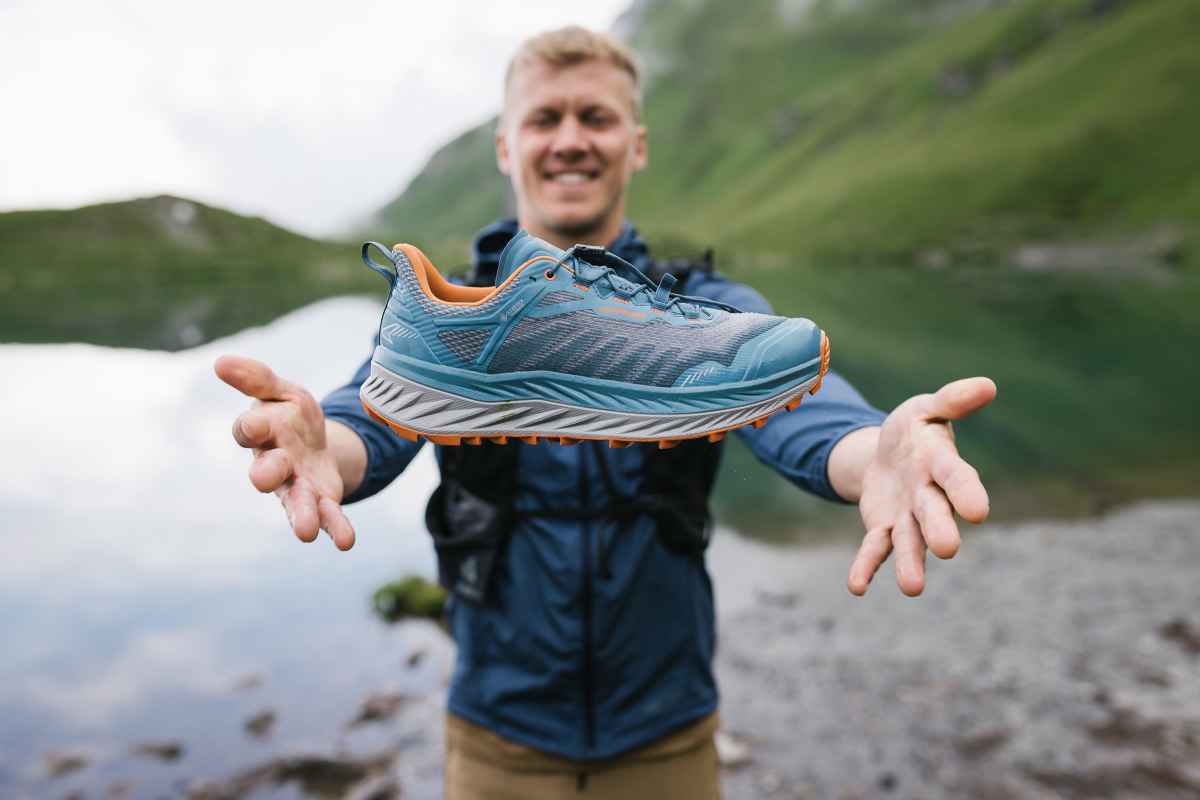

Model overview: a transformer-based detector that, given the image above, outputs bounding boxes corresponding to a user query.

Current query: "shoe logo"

[500,298,526,322]
[380,322,415,345]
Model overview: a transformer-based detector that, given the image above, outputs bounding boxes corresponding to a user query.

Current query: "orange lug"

[706,431,725,443]
[558,437,580,446]
[520,436,540,445]
[658,439,681,450]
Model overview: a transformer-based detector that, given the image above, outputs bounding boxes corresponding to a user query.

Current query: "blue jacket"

[321,220,886,760]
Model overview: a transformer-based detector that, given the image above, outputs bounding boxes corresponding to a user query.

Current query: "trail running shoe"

[358,231,830,448]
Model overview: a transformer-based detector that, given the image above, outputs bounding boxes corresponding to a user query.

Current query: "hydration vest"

[426,256,723,605]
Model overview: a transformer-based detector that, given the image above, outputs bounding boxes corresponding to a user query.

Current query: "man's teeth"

[551,172,590,184]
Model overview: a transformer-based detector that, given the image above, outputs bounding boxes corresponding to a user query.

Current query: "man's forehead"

[506,59,637,113]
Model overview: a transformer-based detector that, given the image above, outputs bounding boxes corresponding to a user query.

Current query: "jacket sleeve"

[685,274,886,502]
[321,352,425,504]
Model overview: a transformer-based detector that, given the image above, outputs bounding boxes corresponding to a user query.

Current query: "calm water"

[0,299,454,798]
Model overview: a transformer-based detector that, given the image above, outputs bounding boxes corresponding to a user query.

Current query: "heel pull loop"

[362,241,399,287]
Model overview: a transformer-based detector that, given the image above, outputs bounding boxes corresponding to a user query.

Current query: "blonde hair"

[503,26,643,121]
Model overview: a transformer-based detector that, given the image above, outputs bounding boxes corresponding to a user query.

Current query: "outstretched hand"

[847,377,996,597]
[214,355,356,550]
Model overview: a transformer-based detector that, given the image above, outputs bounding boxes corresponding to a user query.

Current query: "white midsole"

[360,362,816,441]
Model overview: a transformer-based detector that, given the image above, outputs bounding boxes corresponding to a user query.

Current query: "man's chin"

[540,208,614,242]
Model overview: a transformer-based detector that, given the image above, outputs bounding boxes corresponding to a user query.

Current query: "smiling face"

[497,58,647,249]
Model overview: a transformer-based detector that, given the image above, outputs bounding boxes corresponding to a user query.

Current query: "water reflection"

[0,299,450,798]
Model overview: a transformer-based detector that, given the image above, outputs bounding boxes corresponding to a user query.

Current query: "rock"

[1159,618,1200,655]
[372,576,446,623]
[132,740,184,761]
[715,730,752,769]
[186,751,395,800]
[244,708,276,739]
[347,691,410,730]
[44,751,88,778]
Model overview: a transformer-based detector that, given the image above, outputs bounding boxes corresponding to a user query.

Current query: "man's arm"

[684,273,995,598]
[684,274,885,502]
[320,354,425,503]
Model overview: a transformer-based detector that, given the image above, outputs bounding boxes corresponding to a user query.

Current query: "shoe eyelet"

[544,270,557,281]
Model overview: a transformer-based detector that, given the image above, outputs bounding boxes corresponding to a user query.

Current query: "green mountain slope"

[0,196,374,349]
[372,0,1200,267]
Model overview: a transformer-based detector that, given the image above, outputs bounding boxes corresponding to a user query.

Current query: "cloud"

[0,0,630,235]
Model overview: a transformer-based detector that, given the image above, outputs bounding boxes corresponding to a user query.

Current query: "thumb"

[214,354,295,402]
[926,377,997,422]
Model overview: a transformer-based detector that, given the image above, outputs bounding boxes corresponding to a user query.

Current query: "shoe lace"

[544,245,733,319]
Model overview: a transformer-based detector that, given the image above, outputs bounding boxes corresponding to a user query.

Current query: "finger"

[249,449,292,493]
[214,354,298,403]
[893,512,926,597]
[913,483,960,560]
[847,526,892,597]
[232,409,273,449]
[931,449,990,524]
[319,497,356,552]
[922,377,997,422]
[282,483,320,543]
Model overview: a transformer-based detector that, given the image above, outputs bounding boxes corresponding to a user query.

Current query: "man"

[215,26,995,799]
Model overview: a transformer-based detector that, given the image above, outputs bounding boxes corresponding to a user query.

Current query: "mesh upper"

[438,328,492,364]
[487,310,783,387]
[538,290,580,307]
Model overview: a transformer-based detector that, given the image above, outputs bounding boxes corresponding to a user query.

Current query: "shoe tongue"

[494,229,566,286]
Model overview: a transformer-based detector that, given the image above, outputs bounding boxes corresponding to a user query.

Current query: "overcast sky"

[0,0,630,236]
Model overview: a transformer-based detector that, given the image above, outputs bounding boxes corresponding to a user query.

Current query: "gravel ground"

[711,500,1200,800]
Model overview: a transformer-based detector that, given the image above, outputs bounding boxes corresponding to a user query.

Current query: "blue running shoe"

[358,231,830,447]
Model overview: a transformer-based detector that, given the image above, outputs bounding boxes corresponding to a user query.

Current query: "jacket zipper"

[579,444,596,751]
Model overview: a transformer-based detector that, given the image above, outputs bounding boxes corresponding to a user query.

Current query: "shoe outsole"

[362,333,830,448]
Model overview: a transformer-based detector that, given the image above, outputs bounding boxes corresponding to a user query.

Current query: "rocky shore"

[713,500,1200,799]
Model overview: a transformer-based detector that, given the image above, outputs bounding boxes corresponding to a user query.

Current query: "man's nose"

[550,116,587,157]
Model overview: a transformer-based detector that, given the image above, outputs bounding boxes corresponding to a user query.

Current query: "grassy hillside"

[0,196,376,350]
[372,0,1199,269]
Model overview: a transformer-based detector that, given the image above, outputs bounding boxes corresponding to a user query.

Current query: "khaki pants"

[445,712,721,800]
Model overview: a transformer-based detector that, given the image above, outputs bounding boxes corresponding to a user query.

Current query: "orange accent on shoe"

[810,332,831,395]
[785,397,803,411]
[393,243,557,306]
[426,433,463,445]
[597,305,647,320]
[751,418,768,429]
[520,436,540,445]
[609,439,632,448]
[558,437,580,446]
[707,432,725,443]
[488,436,509,444]
[658,439,681,449]
[463,436,483,445]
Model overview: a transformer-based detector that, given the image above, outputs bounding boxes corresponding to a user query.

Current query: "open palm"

[848,378,996,596]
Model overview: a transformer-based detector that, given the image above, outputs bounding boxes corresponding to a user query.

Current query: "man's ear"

[633,124,648,172]
[496,125,511,176]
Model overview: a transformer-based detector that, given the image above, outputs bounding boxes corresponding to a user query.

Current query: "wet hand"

[214,354,356,550]
[847,377,996,597]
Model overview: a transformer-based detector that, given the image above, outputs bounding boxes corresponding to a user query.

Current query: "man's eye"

[529,113,558,128]
[582,111,614,127]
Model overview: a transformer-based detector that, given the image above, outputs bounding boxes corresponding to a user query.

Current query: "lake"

[0,299,455,798]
